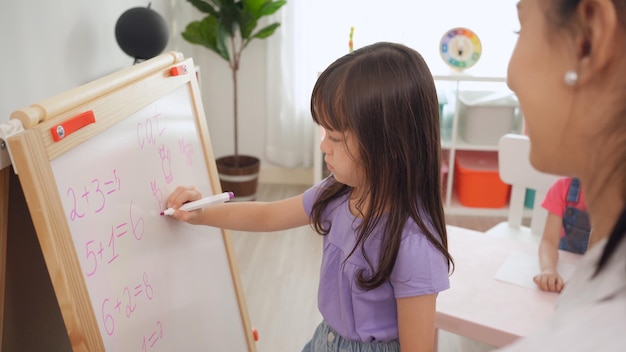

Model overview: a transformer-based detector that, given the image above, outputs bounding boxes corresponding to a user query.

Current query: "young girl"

[165,42,453,351]
[535,177,591,292]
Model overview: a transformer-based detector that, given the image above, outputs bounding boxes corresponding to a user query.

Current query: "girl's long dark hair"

[309,42,453,291]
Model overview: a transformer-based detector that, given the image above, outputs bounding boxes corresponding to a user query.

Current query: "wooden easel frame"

[3,52,255,351]
[0,166,9,348]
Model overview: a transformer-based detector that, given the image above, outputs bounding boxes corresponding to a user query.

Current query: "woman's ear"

[576,0,620,84]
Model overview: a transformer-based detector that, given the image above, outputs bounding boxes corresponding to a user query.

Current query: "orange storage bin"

[454,150,511,208]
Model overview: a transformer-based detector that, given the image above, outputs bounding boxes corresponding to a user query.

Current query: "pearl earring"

[564,70,578,86]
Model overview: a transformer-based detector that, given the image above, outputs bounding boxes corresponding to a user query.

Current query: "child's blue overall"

[558,178,591,254]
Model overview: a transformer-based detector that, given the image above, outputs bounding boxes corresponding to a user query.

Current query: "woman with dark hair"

[500,0,626,350]
[165,42,453,351]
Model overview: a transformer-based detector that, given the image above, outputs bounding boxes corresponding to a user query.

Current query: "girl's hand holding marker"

[161,191,234,220]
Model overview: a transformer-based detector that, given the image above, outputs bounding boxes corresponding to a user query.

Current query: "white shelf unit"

[434,74,525,216]
[312,74,527,217]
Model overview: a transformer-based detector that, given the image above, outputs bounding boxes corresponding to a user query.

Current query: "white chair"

[485,134,560,243]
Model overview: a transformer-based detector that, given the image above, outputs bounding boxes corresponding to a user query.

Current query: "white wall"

[1,1,518,185]
[307,0,518,78]
[0,0,271,175]
[1,0,170,121]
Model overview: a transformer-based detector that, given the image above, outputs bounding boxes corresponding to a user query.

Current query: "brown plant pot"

[216,155,260,201]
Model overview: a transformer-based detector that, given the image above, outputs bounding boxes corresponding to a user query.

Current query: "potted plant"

[182,0,287,200]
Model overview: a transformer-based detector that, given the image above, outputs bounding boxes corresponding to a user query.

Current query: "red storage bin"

[454,150,511,208]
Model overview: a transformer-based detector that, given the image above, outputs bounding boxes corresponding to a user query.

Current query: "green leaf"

[242,0,286,18]
[181,21,210,46]
[181,17,230,61]
[187,0,219,16]
[215,22,231,61]
[218,1,241,37]
[242,0,264,14]
[182,0,286,61]
[251,22,280,40]
[238,10,258,39]
[257,1,287,17]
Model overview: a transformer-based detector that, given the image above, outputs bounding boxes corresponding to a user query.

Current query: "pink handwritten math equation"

[142,320,164,351]
[66,169,121,221]
[100,272,156,336]
[84,200,145,277]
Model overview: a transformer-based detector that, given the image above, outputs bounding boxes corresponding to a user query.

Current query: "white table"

[436,225,582,347]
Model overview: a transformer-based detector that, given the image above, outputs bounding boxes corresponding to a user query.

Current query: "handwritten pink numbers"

[130,200,145,240]
[100,272,157,340]
[142,321,164,351]
[66,169,121,222]
[67,187,86,221]
[83,202,144,277]
[50,85,215,351]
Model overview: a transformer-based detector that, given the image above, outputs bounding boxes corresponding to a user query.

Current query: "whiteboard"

[5,54,254,351]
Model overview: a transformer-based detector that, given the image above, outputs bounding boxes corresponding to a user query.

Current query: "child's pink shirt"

[541,177,587,238]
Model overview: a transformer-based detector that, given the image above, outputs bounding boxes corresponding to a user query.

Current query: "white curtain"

[265,1,315,168]
[265,0,519,168]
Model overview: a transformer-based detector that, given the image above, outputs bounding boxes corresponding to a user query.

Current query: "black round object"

[115,6,169,61]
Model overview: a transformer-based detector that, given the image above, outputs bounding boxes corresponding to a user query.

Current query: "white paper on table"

[494,251,577,289]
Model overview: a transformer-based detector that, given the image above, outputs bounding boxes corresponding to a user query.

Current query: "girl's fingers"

[547,277,557,292]
[533,273,563,292]
[167,186,202,209]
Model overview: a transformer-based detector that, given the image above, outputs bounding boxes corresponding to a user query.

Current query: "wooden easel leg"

[0,166,10,347]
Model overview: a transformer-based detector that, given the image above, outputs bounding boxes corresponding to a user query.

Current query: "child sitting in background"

[534,177,591,292]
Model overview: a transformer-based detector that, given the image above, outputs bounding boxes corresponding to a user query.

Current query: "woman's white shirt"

[498,237,626,351]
